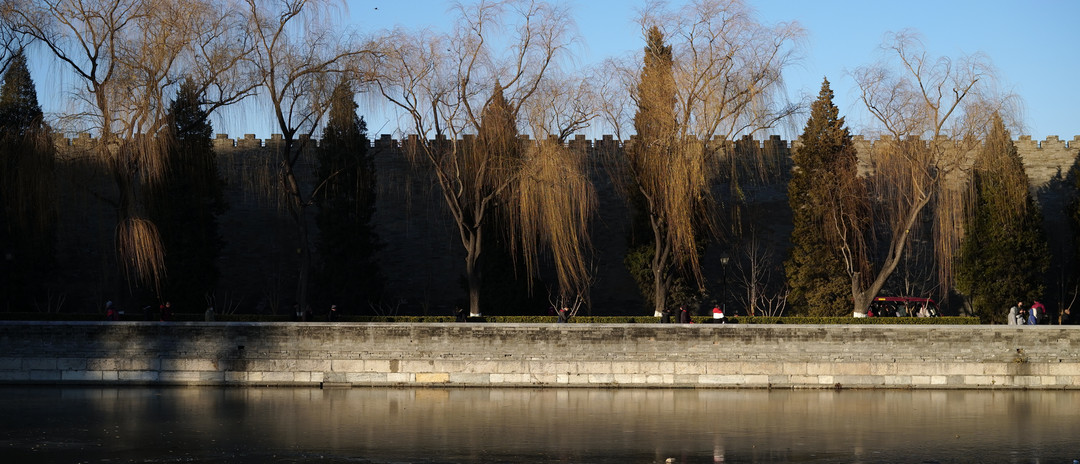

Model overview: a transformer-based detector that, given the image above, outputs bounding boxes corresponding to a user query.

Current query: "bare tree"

[373,0,594,316]
[731,231,787,316]
[239,0,375,314]
[602,0,803,314]
[4,0,256,295]
[846,30,1016,316]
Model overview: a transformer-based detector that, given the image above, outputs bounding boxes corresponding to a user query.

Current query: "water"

[2,387,1077,463]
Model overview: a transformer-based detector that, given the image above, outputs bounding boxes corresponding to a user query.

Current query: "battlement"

[52,132,1080,151]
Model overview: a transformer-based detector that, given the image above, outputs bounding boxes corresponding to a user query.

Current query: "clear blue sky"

[345,0,1079,141]
[29,0,1080,141]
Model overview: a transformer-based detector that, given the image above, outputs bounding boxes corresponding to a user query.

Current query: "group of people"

[104,300,218,322]
[653,305,727,324]
[1007,301,1047,325]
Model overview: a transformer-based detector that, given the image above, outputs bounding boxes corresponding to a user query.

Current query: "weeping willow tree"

[6,0,255,301]
[0,50,57,311]
[373,0,595,316]
[954,114,1048,322]
[849,30,1018,316]
[600,1,803,315]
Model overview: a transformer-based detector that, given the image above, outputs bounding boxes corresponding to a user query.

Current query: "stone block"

[386,372,412,383]
[780,362,807,376]
[962,375,998,387]
[85,358,120,371]
[225,371,248,382]
[462,360,498,374]
[159,371,203,382]
[671,374,699,385]
[118,370,158,382]
[346,372,387,384]
[161,359,218,372]
[0,370,30,381]
[400,360,435,373]
[448,373,490,385]
[1046,364,1080,376]
[698,375,742,385]
[416,372,449,383]
[496,361,527,374]
[610,362,639,375]
[566,373,590,384]
[260,371,294,383]
[887,375,914,385]
[588,374,615,384]
[24,359,57,370]
[61,370,103,381]
[743,375,769,385]
[56,358,87,370]
[330,359,365,372]
[674,363,705,375]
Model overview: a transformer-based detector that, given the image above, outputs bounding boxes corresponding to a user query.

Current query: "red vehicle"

[866,296,939,317]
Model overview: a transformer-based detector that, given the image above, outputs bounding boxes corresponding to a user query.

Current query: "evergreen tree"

[784,78,861,316]
[146,79,226,310]
[955,114,1049,323]
[314,81,383,314]
[624,25,692,313]
[0,50,56,311]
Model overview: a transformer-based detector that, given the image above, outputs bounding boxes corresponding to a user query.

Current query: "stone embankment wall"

[3,322,1078,389]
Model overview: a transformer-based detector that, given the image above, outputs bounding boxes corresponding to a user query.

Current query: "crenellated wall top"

[50,132,1080,151]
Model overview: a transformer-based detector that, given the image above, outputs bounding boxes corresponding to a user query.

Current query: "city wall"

[49,133,1080,315]
[2,322,1079,389]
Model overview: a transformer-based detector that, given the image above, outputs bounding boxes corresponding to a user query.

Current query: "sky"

[28,0,1080,142]
[341,0,1080,141]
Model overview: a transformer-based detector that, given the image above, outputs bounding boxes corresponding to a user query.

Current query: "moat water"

[2,387,1078,463]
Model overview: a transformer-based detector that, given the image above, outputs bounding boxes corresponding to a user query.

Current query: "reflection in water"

[2,387,1078,463]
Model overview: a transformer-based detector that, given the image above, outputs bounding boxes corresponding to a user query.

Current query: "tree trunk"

[280,140,311,315]
[464,229,482,316]
[651,216,669,316]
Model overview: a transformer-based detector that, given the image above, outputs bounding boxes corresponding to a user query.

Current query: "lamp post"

[719,254,730,316]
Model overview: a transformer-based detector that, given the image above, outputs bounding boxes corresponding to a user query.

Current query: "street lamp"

[719,254,730,316]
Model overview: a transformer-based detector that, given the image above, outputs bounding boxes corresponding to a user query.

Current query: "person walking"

[1009,301,1025,325]
[712,305,726,323]
[678,306,691,324]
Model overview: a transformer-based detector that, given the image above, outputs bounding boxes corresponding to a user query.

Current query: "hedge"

[0,313,980,324]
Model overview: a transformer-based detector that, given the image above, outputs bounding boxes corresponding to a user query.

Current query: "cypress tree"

[0,50,56,311]
[314,81,382,314]
[784,78,861,316]
[955,114,1049,323]
[624,26,687,313]
[146,79,226,310]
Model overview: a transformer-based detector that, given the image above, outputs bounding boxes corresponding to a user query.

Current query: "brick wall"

[3,322,1078,389]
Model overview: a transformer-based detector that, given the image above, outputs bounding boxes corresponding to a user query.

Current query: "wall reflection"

[4,387,1078,463]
